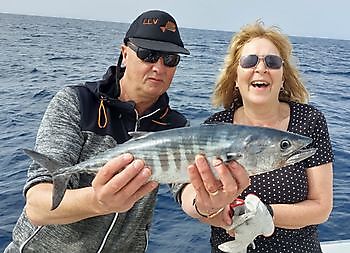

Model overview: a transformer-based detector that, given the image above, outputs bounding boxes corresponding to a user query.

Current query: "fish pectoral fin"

[226,152,242,162]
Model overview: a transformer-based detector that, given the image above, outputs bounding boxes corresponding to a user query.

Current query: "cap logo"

[142,18,159,25]
[160,21,176,33]
[142,18,176,33]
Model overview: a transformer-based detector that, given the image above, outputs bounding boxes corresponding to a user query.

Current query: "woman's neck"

[234,101,290,130]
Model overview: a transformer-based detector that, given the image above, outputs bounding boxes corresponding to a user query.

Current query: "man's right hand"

[92,153,159,214]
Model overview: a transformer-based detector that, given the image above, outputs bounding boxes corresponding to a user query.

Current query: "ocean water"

[0,13,349,252]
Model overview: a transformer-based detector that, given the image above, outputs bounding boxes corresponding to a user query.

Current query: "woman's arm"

[272,162,333,229]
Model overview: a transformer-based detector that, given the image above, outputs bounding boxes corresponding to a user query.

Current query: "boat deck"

[321,240,350,253]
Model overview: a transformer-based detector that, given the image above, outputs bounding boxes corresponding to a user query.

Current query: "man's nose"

[152,57,167,70]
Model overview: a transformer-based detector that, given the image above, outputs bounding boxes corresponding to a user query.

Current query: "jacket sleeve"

[23,87,84,196]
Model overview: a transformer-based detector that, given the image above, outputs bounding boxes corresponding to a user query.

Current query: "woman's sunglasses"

[128,43,180,67]
[240,54,284,69]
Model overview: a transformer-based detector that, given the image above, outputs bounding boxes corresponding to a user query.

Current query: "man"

[5,10,249,253]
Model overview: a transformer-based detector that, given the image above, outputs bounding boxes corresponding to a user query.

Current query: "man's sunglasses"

[128,43,180,67]
[240,54,284,69]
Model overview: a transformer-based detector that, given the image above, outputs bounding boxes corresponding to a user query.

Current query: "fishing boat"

[321,239,350,253]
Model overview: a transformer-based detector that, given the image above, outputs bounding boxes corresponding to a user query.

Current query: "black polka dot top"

[206,101,334,253]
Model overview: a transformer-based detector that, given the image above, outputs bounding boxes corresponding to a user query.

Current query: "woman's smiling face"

[236,37,284,106]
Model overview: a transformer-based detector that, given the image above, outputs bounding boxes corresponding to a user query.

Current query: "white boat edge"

[321,239,350,253]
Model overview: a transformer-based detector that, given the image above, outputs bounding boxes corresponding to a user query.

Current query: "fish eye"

[280,140,291,150]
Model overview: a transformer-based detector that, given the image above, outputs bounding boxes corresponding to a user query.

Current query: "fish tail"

[51,174,70,210]
[23,149,62,174]
[23,148,69,210]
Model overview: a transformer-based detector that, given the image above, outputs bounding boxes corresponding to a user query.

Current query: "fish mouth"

[285,147,317,166]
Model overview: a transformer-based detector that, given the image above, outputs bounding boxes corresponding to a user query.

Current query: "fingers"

[188,162,209,203]
[120,166,158,200]
[213,159,239,198]
[91,153,158,213]
[128,180,158,204]
[93,153,134,187]
[187,154,250,219]
[195,155,222,194]
[227,229,236,237]
[187,163,204,192]
[188,156,221,203]
[104,159,146,193]
[221,205,234,226]
[191,155,249,200]
[226,160,251,196]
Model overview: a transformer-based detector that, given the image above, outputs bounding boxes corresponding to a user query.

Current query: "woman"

[177,21,334,253]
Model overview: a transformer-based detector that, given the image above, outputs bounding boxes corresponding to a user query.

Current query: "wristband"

[192,197,225,219]
[266,204,274,217]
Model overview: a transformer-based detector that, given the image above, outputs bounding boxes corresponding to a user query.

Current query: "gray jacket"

[5,68,187,253]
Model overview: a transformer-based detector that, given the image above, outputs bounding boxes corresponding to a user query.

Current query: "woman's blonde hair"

[212,21,309,109]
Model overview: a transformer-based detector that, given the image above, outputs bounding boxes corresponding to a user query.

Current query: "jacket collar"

[84,66,171,119]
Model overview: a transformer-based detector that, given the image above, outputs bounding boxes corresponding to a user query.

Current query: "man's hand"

[92,153,158,214]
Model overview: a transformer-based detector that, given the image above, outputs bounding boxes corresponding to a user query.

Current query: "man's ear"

[120,45,128,67]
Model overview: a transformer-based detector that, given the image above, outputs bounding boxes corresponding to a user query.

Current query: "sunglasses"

[240,54,284,69]
[127,43,180,67]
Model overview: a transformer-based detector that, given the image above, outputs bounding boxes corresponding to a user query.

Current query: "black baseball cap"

[124,10,190,55]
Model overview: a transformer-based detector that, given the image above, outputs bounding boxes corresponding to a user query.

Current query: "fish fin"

[243,135,253,146]
[51,174,70,210]
[23,149,68,210]
[226,152,242,162]
[23,148,62,174]
[128,131,151,139]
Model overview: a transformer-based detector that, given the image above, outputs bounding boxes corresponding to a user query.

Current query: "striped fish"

[24,124,316,210]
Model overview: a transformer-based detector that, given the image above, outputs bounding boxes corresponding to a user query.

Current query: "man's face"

[120,44,177,102]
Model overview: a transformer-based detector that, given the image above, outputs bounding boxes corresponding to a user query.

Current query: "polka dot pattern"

[206,101,334,253]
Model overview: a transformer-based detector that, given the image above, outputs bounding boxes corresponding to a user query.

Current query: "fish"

[23,123,316,210]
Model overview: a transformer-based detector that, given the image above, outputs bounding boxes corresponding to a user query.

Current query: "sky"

[1,0,350,40]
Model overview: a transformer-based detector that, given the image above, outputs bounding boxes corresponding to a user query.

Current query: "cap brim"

[129,38,190,55]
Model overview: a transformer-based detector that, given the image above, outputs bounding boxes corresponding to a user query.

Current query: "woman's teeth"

[251,81,269,88]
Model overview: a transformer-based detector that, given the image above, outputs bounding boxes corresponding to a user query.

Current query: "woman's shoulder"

[289,101,330,136]
[289,101,325,119]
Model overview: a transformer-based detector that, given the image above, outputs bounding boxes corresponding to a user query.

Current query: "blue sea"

[0,13,349,252]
